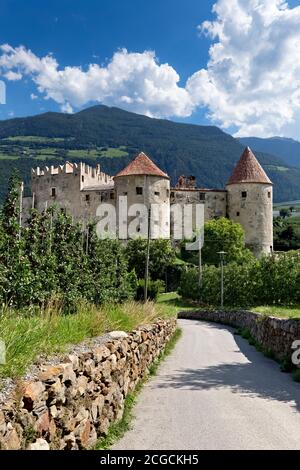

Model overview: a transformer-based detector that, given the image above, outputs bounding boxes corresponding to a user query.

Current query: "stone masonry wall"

[178,310,300,361]
[0,318,176,450]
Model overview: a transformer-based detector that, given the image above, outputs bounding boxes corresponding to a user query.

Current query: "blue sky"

[1,0,300,138]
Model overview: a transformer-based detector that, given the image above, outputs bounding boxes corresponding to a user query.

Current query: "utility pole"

[198,229,204,287]
[217,251,227,308]
[18,181,24,242]
[144,206,151,302]
[86,224,89,256]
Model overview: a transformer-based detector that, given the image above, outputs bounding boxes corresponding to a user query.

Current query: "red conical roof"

[115,152,169,179]
[227,147,272,185]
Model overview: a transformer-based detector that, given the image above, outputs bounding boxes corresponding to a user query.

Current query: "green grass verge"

[156,292,197,316]
[0,300,175,381]
[253,305,300,319]
[96,327,182,450]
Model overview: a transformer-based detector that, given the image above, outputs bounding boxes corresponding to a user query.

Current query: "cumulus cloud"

[1,1,300,138]
[0,45,193,118]
[187,0,300,137]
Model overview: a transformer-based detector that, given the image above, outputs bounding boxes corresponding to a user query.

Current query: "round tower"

[114,152,170,239]
[226,147,273,258]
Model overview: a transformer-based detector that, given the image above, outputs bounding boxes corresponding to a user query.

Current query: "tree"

[125,238,176,280]
[279,208,291,219]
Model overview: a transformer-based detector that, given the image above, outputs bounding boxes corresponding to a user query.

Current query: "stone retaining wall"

[178,310,300,361]
[0,318,176,450]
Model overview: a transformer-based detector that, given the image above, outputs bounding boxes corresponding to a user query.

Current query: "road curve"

[113,319,300,450]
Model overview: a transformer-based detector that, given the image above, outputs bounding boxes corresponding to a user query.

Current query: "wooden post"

[144,206,151,302]
[18,181,24,242]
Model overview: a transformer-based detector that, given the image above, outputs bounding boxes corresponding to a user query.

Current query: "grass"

[156,292,196,316]
[2,136,67,143]
[68,147,128,159]
[0,300,175,381]
[253,305,300,319]
[96,328,182,450]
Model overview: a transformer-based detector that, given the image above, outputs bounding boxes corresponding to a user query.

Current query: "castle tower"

[114,152,170,239]
[226,147,273,257]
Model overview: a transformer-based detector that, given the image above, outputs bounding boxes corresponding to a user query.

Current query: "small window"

[241,191,247,198]
[154,191,160,196]
[85,194,90,202]
[236,211,240,217]
[268,191,271,198]
[51,187,56,197]
[81,175,84,183]
[110,192,115,200]
[199,193,206,201]
[123,191,128,196]
[136,187,143,195]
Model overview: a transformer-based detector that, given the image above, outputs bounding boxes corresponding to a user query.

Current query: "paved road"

[113,319,300,450]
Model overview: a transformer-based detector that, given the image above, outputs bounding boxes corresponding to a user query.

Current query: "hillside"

[0,105,300,202]
[239,136,300,168]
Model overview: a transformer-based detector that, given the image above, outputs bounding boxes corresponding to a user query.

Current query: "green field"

[2,136,68,143]
[253,305,300,319]
[266,165,289,172]
[0,138,129,162]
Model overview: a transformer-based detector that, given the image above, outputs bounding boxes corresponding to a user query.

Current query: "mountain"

[0,105,300,203]
[239,136,300,168]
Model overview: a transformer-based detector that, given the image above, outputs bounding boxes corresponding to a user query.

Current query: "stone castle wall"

[226,182,273,256]
[0,318,176,450]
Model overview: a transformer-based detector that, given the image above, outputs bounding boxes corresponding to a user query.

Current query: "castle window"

[170,191,175,198]
[199,193,206,201]
[154,191,160,196]
[123,192,128,196]
[82,175,84,183]
[236,211,240,217]
[110,192,115,200]
[268,191,271,198]
[241,191,247,199]
[51,187,56,198]
[136,187,143,195]
[85,194,90,202]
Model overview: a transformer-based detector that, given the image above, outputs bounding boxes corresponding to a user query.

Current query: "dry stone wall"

[178,310,300,361]
[0,318,176,450]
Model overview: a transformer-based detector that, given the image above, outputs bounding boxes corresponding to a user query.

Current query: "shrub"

[135,279,165,301]
[178,252,300,308]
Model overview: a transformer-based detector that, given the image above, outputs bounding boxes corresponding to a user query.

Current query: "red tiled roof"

[115,152,169,179]
[227,147,272,185]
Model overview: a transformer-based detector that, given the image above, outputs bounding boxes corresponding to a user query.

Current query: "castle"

[23,147,274,257]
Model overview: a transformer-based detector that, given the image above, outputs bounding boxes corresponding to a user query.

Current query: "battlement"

[31,161,114,188]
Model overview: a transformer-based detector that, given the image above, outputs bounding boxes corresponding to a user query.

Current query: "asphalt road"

[113,319,300,450]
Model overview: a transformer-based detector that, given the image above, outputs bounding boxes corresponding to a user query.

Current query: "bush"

[178,252,300,308]
[135,279,165,301]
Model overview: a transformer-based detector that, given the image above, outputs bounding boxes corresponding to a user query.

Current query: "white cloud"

[187,0,300,137]
[30,93,38,100]
[1,1,300,138]
[4,70,22,81]
[0,45,193,118]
